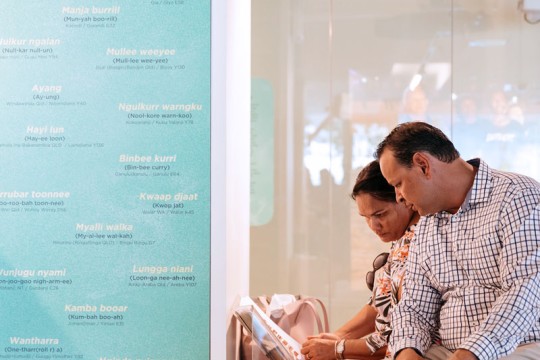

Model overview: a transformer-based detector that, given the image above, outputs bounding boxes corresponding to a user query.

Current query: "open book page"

[234,297,304,360]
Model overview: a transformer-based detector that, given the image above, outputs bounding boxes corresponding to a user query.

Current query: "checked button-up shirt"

[390,159,540,360]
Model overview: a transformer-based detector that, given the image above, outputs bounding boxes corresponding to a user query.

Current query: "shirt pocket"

[466,234,502,285]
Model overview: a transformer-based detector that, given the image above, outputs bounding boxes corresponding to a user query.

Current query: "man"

[375,122,540,360]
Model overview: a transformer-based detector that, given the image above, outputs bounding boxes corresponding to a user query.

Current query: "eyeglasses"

[366,252,389,291]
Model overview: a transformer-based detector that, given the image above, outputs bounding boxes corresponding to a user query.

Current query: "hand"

[307,332,340,341]
[301,338,336,360]
[449,349,478,360]
[395,348,424,360]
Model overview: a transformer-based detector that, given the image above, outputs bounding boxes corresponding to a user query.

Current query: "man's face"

[379,150,432,216]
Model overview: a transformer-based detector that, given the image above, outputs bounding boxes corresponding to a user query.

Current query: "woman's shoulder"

[398,225,415,245]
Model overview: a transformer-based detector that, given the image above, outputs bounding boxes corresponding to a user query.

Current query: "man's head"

[375,122,460,215]
[375,122,459,167]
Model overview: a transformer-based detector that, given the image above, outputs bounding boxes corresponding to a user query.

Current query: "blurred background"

[249,0,540,329]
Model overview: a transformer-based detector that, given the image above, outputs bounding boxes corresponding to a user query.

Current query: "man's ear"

[412,152,431,178]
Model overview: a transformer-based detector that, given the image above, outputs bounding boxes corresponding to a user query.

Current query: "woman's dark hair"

[351,161,396,202]
[375,122,459,167]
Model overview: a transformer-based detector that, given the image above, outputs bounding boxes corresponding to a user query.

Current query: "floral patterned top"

[365,225,414,359]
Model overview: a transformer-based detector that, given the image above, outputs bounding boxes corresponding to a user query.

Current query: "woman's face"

[355,193,414,243]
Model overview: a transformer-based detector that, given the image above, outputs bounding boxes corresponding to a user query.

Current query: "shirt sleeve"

[365,331,388,354]
[459,189,540,360]
[390,231,441,357]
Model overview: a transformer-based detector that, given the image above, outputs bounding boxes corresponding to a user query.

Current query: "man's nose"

[395,189,405,203]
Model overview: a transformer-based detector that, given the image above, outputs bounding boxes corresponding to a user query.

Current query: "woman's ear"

[412,152,431,178]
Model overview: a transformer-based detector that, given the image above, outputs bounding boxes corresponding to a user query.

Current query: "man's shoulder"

[486,168,540,220]
[471,158,537,194]
[490,168,540,196]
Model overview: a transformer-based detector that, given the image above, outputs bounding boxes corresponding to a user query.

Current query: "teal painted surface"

[0,1,211,359]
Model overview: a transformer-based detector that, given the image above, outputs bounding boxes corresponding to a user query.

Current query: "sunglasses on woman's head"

[366,252,389,291]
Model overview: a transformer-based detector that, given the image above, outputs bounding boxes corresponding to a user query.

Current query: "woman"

[301,160,419,360]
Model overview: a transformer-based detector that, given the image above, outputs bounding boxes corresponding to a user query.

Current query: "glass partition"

[251,0,540,329]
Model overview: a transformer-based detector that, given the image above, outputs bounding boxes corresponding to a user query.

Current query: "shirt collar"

[462,158,492,211]
[433,158,491,218]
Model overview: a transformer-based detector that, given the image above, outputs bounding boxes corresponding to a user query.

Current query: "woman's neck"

[408,211,420,227]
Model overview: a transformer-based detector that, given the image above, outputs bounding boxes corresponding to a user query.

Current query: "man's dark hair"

[375,122,460,167]
[351,160,396,202]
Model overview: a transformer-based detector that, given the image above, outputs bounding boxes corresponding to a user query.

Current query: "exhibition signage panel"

[250,78,274,226]
[0,1,210,359]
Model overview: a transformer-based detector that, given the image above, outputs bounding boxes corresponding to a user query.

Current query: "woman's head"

[351,161,396,202]
[351,161,416,242]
